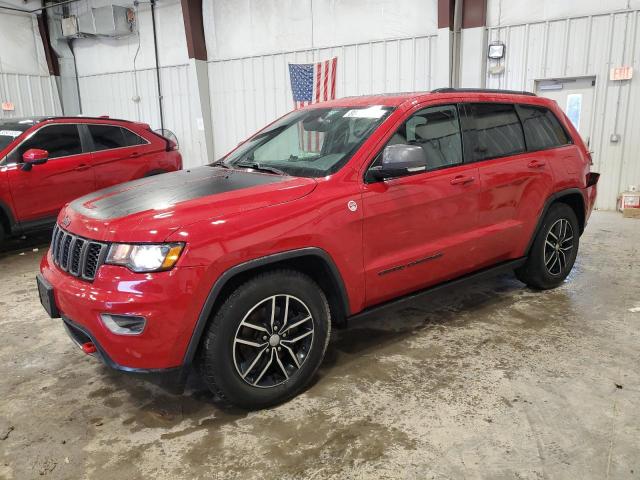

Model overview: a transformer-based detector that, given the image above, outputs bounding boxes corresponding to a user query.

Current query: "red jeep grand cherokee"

[0,116,181,245]
[37,89,598,408]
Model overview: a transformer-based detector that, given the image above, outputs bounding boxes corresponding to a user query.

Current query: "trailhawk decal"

[69,166,289,220]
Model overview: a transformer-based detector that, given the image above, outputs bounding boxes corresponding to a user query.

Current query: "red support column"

[462,0,487,29]
[181,0,207,61]
[37,12,59,77]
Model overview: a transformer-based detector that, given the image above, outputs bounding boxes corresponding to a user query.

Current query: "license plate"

[36,274,60,319]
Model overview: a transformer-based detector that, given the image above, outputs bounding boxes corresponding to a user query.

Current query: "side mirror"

[370,144,427,180]
[21,149,49,171]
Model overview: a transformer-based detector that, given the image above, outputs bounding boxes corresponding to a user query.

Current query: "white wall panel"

[208,35,438,158]
[0,8,61,119]
[78,64,206,168]
[0,73,61,120]
[71,0,188,75]
[486,10,640,210]
[203,0,438,60]
[487,0,640,27]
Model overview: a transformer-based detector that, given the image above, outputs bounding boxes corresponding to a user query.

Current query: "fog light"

[100,314,146,335]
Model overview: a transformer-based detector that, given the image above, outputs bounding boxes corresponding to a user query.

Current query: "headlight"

[106,243,184,272]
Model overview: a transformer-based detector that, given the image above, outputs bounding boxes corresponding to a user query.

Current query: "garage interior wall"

[70,0,206,168]
[4,0,639,210]
[485,0,640,210]
[204,0,440,158]
[0,1,62,120]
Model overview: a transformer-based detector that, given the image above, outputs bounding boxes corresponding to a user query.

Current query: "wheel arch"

[554,191,586,234]
[182,247,350,367]
[526,188,586,255]
[0,200,16,235]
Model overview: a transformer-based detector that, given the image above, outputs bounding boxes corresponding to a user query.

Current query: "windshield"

[0,123,30,152]
[219,106,393,177]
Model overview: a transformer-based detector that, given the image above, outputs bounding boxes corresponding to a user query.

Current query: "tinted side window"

[89,125,127,151]
[89,125,146,151]
[380,104,463,171]
[122,128,146,146]
[517,104,570,151]
[11,124,82,161]
[460,103,526,162]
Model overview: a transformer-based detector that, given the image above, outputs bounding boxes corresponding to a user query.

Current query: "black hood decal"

[70,166,288,220]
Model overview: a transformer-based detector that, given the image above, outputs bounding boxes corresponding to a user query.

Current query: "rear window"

[88,125,146,151]
[516,104,571,151]
[460,103,526,162]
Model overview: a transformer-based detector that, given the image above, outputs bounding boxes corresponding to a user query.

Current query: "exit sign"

[1,101,14,111]
[610,66,633,81]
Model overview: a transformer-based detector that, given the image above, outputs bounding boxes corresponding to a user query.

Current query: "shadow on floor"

[0,229,52,258]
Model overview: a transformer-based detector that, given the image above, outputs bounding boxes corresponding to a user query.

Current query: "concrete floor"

[0,210,638,479]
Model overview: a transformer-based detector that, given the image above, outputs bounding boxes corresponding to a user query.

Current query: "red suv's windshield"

[220,106,393,177]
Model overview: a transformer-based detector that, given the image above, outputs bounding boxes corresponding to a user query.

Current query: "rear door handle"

[450,175,475,185]
[74,164,90,171]
[528,160,546,168]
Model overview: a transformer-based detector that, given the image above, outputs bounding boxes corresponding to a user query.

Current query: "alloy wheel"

[544,218,574,276]
[232,294,314,388]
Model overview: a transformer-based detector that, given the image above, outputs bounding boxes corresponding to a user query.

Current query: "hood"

[62,166,317,242]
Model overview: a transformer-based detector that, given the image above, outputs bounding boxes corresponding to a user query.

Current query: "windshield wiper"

[234,162,288,176]
[210,161,231,169]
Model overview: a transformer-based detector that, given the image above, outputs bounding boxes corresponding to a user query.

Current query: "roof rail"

[431,88,536,96]
[40,116,137,123]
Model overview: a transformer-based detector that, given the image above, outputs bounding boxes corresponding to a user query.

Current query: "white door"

[535,77,596,148]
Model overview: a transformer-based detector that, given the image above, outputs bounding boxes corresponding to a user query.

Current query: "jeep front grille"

[51,225,108,281]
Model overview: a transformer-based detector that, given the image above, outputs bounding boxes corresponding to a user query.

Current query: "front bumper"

[40,248,210,371]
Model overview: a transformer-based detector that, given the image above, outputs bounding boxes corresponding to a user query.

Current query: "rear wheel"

[516,203,579,289]
[198,270,331,409]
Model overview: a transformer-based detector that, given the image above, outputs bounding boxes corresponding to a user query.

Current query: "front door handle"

[75,164,90,171]
[450,175,475,185]
[528,160,546,168]
[129,152,141,159]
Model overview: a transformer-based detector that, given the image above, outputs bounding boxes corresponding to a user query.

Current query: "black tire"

[515,203,579,289]
[0,222,5,246]
[198,270,331,409]
[144,169,167,177]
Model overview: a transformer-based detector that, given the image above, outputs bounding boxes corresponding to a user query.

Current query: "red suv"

[37,90,598,408]
[0,116,182,245]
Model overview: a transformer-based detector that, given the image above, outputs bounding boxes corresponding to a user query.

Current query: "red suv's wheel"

[516,203,580,289]
[197,270,331,409]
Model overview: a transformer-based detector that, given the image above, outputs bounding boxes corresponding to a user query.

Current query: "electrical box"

[61,16,79,37]
[74,5,135,37]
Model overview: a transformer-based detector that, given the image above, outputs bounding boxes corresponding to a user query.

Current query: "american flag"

[288,57,337,151]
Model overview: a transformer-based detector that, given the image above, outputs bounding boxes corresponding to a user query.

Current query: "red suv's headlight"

[105,243,184,273]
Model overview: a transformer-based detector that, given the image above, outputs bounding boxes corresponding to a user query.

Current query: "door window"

[516,104,570,151]
[9,124,82,162]
[88,125,146,151]
[370,104,463,175]
[460,103,526,162]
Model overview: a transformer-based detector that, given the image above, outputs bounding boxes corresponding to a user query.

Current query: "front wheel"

[515,203,580,290]
[197,270,331,409]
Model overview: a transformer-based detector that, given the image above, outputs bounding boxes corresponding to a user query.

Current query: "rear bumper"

[40,248,211,370]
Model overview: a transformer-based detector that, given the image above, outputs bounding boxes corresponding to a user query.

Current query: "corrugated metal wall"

[78,64,207,168]
[208,35,438,158]
[0,73,61,120]
[486,10,640,210]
